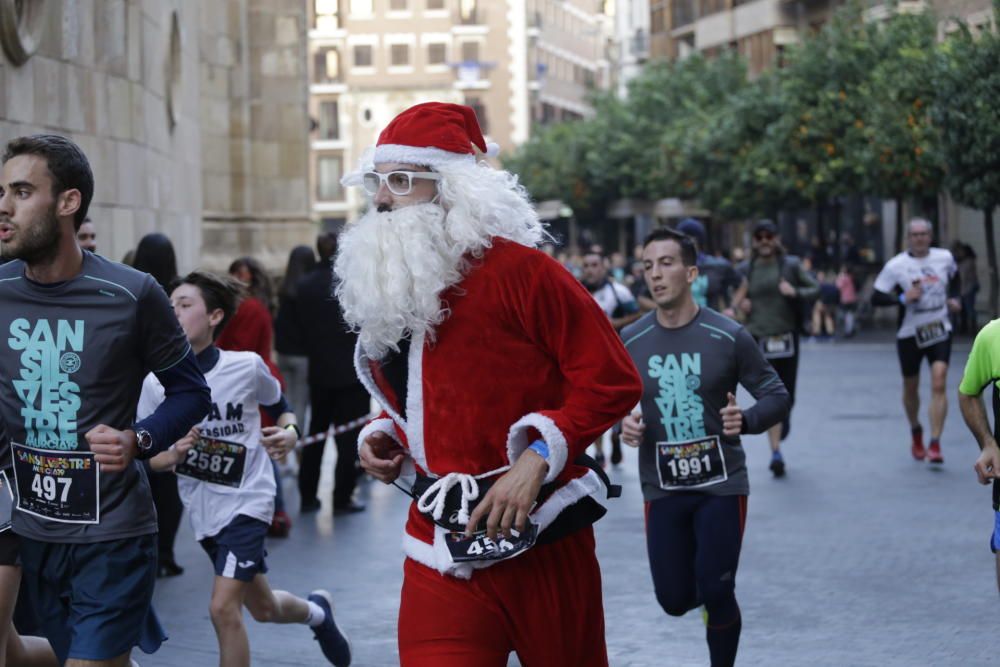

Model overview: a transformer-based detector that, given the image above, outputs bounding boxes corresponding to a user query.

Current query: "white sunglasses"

[361,170,441,196]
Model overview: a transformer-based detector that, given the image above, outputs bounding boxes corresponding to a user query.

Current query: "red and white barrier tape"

[294,413,379,449]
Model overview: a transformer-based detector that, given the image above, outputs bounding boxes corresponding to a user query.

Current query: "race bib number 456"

[656,435,728,491]
[11,442,100,524]
[446,523,538,563]
[176,437,247,488]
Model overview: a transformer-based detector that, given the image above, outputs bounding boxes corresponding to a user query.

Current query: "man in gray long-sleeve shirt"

[621,227,789,667]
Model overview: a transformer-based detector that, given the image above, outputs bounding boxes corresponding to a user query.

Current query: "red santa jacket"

[355,239,642,577]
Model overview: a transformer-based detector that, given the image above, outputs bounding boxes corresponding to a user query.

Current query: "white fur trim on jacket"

[506,413,569,484]
[351,337,431,473]
[353,342,405,427]
[400,469,603,579]
[357,418,399,448]
[404,330,428,474]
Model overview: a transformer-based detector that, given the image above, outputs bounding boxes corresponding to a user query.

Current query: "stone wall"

[0,0,313,275]
[199,0,314,273]
[0,0,204,270]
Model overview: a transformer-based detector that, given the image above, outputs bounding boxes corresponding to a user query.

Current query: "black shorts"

[896,334,952,377]
[0,530,19,566]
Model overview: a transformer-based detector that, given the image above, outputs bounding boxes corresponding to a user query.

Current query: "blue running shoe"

[308,590,351,666]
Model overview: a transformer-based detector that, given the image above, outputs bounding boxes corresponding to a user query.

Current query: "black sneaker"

[308,590,351,666]
[769,451,786,478]
[300,498,322,514]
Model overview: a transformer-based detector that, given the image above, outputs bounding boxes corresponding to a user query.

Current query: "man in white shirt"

[581,247,641,332]
[872,218,960,464]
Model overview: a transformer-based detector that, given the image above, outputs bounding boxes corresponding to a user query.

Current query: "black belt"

[398,453,621,536]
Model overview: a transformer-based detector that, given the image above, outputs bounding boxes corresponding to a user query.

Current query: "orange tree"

[862,9,944,252]
[933,2,1000,315]
[759,3,880,219]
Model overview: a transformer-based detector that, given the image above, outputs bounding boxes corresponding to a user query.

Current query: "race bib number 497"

[176,437,247,488]
[11,442,100,524]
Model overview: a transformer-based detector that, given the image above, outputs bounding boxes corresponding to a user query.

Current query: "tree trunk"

[895,197,904,253]
[985,207,998,318]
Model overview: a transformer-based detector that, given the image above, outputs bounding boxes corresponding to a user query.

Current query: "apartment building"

[614,0,652,96]
[525,1,615,124]
[649,0,836,74]
[308,0,614,227]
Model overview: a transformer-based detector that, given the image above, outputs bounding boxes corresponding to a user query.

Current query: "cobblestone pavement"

[143,335,997,666]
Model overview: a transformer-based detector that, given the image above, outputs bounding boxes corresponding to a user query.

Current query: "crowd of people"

[0,101,995,667]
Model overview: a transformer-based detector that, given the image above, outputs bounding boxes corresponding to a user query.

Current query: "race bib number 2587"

[176,437,247,488]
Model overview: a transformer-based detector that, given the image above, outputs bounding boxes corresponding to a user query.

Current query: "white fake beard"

[334,202,468,360]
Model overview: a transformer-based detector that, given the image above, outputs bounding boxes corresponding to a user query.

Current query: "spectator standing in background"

[132,232,186,576]
[295,233,370,514]
[76,217,96,253]
[836,265,858,337]
[956,242,979,334]
[812,271,839,340]
[274,246,317,454]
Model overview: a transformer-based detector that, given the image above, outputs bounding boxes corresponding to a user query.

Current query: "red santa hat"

[373,102,500,169]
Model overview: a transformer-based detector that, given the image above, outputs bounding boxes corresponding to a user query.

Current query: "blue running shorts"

[199,514,269,582]
[18,534,166,663]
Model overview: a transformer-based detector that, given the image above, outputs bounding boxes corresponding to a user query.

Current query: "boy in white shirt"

[140,271,351,667]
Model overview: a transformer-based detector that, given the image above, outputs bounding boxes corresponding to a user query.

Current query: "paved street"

[144,334,996,666]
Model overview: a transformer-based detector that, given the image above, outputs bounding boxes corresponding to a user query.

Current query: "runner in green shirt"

[958,318,1000,592]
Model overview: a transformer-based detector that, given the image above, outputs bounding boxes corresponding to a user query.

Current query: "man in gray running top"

[620,227,789,667]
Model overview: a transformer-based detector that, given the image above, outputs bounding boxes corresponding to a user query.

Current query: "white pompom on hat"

[372,101,498,169]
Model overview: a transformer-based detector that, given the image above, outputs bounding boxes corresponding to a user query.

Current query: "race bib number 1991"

[656,435,728,490]
[11,442,100,524]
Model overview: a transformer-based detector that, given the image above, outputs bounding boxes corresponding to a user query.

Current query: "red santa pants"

[398,526,608,667]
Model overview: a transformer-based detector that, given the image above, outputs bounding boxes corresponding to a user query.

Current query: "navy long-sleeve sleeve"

[134,348,211,457]
[262,394,291,422]
[734,329,791,434]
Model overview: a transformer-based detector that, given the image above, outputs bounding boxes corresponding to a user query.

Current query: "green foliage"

[862,10,945,200]
[504,1,995,228]
[933,14,1000,212]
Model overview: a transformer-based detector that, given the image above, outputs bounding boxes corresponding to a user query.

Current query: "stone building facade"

[0,0,313,273]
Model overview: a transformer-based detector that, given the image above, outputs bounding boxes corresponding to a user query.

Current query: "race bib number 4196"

[915,319,948,349]
[11,442,100,524]
[176,437,247,488]
[656,435,728,490]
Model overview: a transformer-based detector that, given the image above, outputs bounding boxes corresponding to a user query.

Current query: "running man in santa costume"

[336,102,642,666]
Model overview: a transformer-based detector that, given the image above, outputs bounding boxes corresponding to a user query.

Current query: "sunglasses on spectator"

[754,233,775,241]
[362,170,441,196]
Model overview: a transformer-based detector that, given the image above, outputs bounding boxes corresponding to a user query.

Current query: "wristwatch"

[135,428,154,455]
